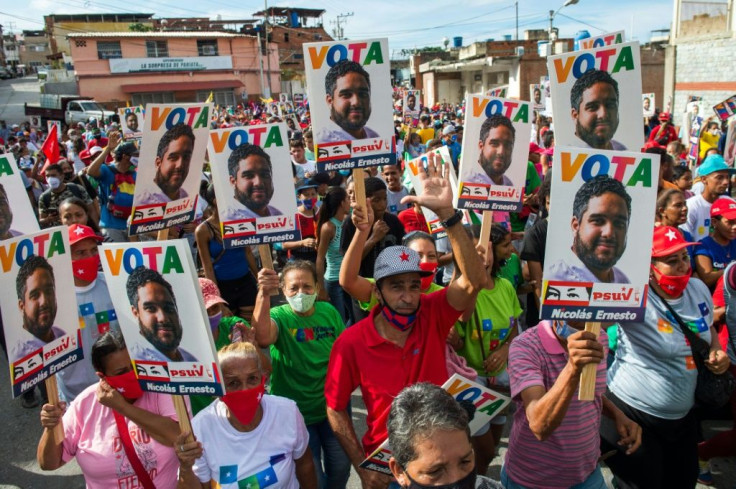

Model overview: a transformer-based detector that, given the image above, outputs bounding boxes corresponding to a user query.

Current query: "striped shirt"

[504,321,608,489]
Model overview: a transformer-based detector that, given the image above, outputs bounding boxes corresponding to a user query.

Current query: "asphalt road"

[0,75,42,126]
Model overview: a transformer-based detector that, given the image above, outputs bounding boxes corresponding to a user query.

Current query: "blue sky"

[3,0,674,54]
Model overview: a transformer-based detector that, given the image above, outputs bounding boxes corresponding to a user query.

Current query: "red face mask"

[72,254,100,282]
[419,261,438,291]
[221,377,266,426]
[651,264,691,297]
[105,370,143,400]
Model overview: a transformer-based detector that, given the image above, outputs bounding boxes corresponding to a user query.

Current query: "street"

[0,76,42,126]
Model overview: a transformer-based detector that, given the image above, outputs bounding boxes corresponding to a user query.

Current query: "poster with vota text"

[530,84,545,111]
[119,106,144,140]
[541,146,659,323]
[303,38,396,172]
[1,227,82,397]
[100,240,224,396]
[0,154,40,238]
[360,374,511,475]
[456,96,531,213]
[406,146,470,239]
[403,89,420,120]
[642,93,655,119]
[129,102,213,235]
[207,124,299,248]
[576,30,625,51]
[547,41,644,152]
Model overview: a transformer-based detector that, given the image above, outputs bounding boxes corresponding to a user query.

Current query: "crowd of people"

[0,87,735,489]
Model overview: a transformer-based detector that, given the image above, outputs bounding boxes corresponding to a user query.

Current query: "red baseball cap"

[529,142,545,154]
[651,226,699,257]
[658,112,671,122]
[710,197,736,219]
[68,224,103,246]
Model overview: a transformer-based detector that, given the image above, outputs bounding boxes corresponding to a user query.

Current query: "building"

[664,0,736,124]
[67,31,279,105]
[19,30,52,73]
[244,7,333,96]
[415,31,574,106]
[45,13,155,59]
[0,25,5,69]
[3,34,19,72]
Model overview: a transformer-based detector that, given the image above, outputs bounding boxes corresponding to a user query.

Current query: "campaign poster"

[406,146,469,238]
[712,94,736,121]
[279,93,289,104]
[29,116,41,129]
[642,93,655,118]
[486,86,507,98]
[403,89,420,126]
[46,120,62,140]
[303,38,396,172]
[0,154,40,238]
[541,146,659,322]
[293,93,305,105]
[129,102,213,235]
[530,84,545,111]
[455,96,531,213]
[118,106,144,140]
[2,227,82,397]
[547,41,644,151]
[360,374,511,475]
[267,101,282,118]
[725,118,736,165]
[576,30,625,51]
[207,124,299,247]
[100,240,224,396]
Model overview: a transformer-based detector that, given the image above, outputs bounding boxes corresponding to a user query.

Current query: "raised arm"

[401,152,487,311]
[339,202,375,304]
[37,402,66,470]
[87,130,120,178]
[252,268,280,348]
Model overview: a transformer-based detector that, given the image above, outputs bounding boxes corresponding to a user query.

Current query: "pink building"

[67,31,279,105]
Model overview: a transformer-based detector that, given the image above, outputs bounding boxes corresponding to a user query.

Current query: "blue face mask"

[339,169,351,176]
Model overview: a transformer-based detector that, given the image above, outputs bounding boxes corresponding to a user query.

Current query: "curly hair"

[479,114,515,144]
[324,60,371,96]
[572,174,631,223]
[156,123,195,160]
[16,255,55,300]
[126,266,176,307]
[570,69,619,111]
[227,143,272,179]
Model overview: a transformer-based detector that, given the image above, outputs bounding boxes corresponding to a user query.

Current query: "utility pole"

[263,0,272,97]
[515,1,518,41]
[330,12,353,41]
[256,30,266,98]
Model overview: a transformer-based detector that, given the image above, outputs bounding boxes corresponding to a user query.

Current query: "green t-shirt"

[270,302,345,425]
[509,161,542,232]
[359,277,444,311]
[190,316,250,416]
[454,277,522,376]
[498,253,522,290]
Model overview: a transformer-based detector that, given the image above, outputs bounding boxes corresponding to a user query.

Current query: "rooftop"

[67,31,251,38]
[253,7,325,18]
[46,13,155,21]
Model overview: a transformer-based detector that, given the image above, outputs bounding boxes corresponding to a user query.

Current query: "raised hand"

[400,151,453,217]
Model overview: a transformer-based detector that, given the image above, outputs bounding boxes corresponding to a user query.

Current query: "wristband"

[441,210,463,229]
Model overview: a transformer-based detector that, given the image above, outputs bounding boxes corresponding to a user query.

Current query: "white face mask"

[47,176,62,190]
[130,156,139,166]
[285,292,317,313]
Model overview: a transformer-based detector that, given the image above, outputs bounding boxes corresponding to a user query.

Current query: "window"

[196,89,235,106]
[146,40,169,58]
[132,92,176,105]
[284,32,289,42]
[197,40,218,56]
[97,41,122,60]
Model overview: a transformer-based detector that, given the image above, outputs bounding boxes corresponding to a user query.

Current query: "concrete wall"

[51,20,154,56]
[672,36,736,125]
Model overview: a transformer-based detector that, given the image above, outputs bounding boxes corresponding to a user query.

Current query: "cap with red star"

[374,246,434,282]
[651,226,699,258]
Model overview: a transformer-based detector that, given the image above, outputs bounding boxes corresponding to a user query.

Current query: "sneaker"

[698,459,714,486]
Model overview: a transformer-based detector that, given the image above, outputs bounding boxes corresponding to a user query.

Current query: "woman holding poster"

[602,226,730,489]
[37,331,181,489]
[175,341,318,489]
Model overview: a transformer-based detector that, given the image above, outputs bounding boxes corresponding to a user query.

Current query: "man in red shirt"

[325,154,488,489]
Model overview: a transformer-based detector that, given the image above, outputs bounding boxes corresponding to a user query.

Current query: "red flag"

[40,129,60,173]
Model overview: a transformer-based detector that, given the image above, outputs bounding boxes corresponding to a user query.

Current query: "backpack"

[106,167,135,220]
[40,183,87,212]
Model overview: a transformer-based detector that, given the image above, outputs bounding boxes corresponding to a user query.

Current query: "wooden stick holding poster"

[45,376,65,444]
[578,321,601,401]
[257,244,278,296]
[353,168,367,225]
[479,210,494,260]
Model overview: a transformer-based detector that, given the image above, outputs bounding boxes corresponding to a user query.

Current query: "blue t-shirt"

[694,235,736,270]
[97,164,136,230]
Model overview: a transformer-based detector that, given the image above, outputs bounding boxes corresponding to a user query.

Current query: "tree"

[128,23,153,32]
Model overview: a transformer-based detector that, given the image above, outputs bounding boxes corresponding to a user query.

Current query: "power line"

[556,12,606,33]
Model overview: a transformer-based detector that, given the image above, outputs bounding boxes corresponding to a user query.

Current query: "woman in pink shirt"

[37,331,182,489]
